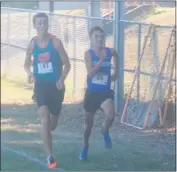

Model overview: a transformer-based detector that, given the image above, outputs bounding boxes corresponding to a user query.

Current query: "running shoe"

[101,129,112,149]
[47,156,57,168]
[79,146,88,160]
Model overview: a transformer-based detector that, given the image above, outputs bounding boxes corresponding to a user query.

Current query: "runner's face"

[34,17,48,35]
[91,30,105,48]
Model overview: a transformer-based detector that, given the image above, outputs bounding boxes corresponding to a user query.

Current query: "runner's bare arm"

[111,48,118,81]
[24,41,33,75]
[84,50,103,77]
[53,37,71,80]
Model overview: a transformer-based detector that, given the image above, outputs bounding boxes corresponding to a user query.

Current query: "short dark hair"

[89,26,104,37]
[33,12,49,24]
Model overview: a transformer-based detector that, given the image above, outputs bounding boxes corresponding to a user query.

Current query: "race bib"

[92,73,108,85]
[38,62,53,74]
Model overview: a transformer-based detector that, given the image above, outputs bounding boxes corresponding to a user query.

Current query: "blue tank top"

[86,47,112,92]
[32,35,62,82]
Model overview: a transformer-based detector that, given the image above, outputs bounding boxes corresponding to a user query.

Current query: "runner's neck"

[93,47,105,56]
[37,33,49,43]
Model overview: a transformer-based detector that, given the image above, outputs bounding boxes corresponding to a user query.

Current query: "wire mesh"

[1,6,175,110]
[9,11,30,47]
[1,8,115,101]
[1,12,9,43]
[123,25,175,128]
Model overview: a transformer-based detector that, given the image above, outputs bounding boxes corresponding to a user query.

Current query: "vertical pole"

[6,11,11,78]
[49,0,54,13]
[87,0,91,47]
[137,24,142,103]
[73,18,76,97]
[89,0,101,48]
[7,12,11,44]
[49,0,54,33]
[89,0,101,28]
[152,28,162,100]
[114,0,125,114]
[28,12,31,41]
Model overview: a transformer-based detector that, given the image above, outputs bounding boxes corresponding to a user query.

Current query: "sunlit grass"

[147,6,175,17]
[1,75,85,104]
[1,120,39,133]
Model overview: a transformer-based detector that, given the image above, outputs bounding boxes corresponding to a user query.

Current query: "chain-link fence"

[1,6,175,120]
[122,23,176,128]
[1,7,114,101]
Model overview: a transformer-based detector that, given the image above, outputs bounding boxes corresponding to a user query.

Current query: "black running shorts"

[83,89,114,113]
[35,80,65,116]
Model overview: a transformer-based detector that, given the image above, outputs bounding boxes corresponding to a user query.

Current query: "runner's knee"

[50,115,59,131]
[38,106,50,125]
[107,107,115,120]
[106,108,115,121]
[108,111,115,121]
[85,112,94,130]
[50,121,58,131]
[101,99,115,121]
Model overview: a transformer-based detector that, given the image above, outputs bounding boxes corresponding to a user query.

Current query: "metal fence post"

[49,0,54,13]
[114,0,125,115]
[72,17,76,96]
[49,1,54,34]
[87,0,91,32]
[137,24,142,102]
[7,12,11,44]
[153,27,162,99]
[28,12,31,41]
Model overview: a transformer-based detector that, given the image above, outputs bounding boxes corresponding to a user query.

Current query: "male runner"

[80,26,118,160]
[24,12,70,168]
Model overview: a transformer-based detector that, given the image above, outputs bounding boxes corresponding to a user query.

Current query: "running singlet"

[86,47,112,92]
[32,34,62,82]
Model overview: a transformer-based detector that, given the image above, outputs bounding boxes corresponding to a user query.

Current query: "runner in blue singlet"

[80,26,119,160]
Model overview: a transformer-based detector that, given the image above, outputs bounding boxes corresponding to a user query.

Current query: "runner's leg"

[35,82,56,168]
[80,91,99,160]
[100,90,115,149]
[101,99,115,132]
[46,85,65,167]
[38,106,53,157]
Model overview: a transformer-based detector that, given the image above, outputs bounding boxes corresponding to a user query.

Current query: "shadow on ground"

[1,102,176,171]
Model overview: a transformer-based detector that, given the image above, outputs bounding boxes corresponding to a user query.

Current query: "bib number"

[92,73,108,85]
[38,62,53,74]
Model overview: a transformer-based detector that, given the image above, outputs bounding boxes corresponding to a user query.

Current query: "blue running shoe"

[101,129,112,149]
[79,147,88,160]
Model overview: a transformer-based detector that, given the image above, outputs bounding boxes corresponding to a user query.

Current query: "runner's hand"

[99,48,106,62]
[27,72,35,84]
[111,74,117,81]
[56,77,64,90]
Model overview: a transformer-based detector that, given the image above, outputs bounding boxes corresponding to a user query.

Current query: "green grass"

[2,77,33,90]
[147,6,174,17]
[1,77,175,171]
[1,149,46,171]
[1,76,73,93]
[2,130,175,171]
[1,77,82,102]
